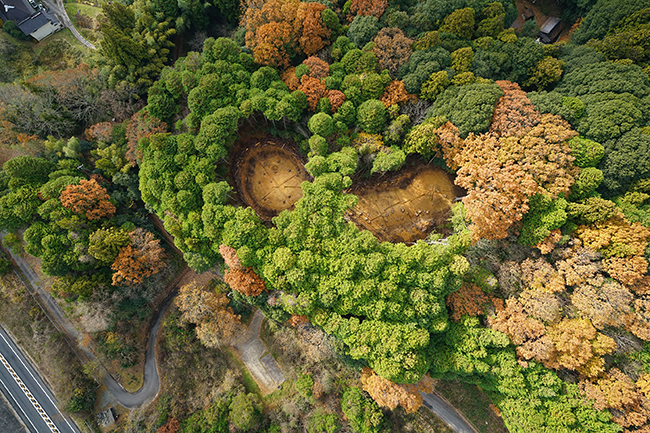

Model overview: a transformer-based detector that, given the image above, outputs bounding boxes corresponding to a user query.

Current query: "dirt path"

[233,310,286,395]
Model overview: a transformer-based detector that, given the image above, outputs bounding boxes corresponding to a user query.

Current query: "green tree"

[427,82,503,137]
[357,99,387,133]
[88,227,130,264]
[348,15,381,48]
[229,392,262,431]
[440,7,475,40]
[341,387,383,433]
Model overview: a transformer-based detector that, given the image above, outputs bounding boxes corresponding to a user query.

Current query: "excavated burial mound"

[347,165,463,244]
[235,139,311,220]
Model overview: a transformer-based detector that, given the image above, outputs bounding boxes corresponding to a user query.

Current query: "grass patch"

[434,379,507,433]
[225,348,262,398]
[64,2,103,18]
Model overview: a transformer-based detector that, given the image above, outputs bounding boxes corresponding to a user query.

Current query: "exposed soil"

[233,137,311,221]
[347,164,464,244]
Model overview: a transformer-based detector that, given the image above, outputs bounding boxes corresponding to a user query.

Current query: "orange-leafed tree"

[156,419,180,433]
[242,0,331,67]
[454,134,538,241]
[176,280,242,348]
[298,75,327,111]
[219,244,267,297]
[446,283,494,321]
[281,66,300,91]
[326,90,346,112]
[581,368,650,429]
[111,229,166,286]
[85,121,114,143]
[454,114,579,242]
[546,318,616,377]
[60,179,116,220]
[302,56,330,80]
[489,298,553,363]
[519,258,566,293]
[489,80,541,137]
[379,80,413,108]
[349,0,388,19]
[297,2,331,56]
[373,28,413,78]
[360,368,433,413]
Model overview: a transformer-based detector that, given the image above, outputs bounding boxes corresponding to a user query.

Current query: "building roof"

[17,10,48,35]
[540,17,561,35]
[0,0,34,24]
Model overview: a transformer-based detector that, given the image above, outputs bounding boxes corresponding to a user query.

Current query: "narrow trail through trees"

[1,231,188,409]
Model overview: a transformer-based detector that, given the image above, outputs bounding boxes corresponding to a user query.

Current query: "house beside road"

[0,0,62,41]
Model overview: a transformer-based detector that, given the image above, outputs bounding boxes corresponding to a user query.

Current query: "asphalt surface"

[0,328,79,433]
[422,392,478,433]
[1,234,167,409]
[1,234,480,432]
[41,0,96,49]
[101,289,178,408]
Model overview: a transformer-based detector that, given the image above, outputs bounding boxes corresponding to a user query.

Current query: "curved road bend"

[41,0,96,49]
[2,234,481,431]
[422,392,479,433]
[1,233,178,409]
[0,327,80,433]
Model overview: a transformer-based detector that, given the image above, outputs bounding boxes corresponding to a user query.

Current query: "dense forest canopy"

[2,0,650,431]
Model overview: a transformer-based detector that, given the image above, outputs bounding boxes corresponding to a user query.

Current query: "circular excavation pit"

[347,165,464,244]
[235,138,311,220]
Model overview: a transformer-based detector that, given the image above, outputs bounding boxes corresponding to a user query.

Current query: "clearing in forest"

[235,138,310,220]
[348,165,464,244]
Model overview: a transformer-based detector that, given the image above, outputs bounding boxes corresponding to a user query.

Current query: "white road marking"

[0,375,40,433]
[0,353,59,432]
[0,331,76,432]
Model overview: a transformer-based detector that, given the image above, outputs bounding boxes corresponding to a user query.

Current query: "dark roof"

[540,17,561,35]
[0,0,34,24]
[17,10,49,34]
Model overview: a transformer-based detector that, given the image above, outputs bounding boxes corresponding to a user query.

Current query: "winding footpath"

[1,233,479,432]
[0,232,180,409]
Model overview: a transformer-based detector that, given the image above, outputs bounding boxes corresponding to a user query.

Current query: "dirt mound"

[348,165,464,243]
[235,138,311,220]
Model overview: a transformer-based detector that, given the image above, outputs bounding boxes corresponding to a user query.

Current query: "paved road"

[0,233,177,409]
[0,328,80,433]
[422,392,478,433]
[41,0,96,49]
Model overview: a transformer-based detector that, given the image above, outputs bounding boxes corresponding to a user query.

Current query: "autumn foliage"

[349,0,388,19]
[379,81,413,108]
[454,113,579,241]
[176,280,242,348]
[111,229,166,286]
[298,75,327,111]
[360,368,433,413]
[126,109,167,166]
[156,419,180,433]
[60,179,116,220]
[489,81,541,137]
[446,283,495,321]
[372,28,413,78]
[219,244,267,297]
[302,56,330,79]
[85,121,114,143]
[242,0,331,67]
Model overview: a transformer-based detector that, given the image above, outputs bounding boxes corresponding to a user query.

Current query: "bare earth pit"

[347,164,464,244]
[234,138,311,220]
